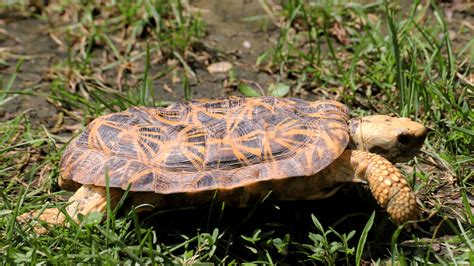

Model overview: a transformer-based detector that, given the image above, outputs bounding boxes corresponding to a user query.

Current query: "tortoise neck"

[347,118,362,150]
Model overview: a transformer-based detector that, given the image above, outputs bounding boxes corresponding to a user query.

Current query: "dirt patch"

[1,1,283,125]
[0,13,63,126]
[150,0,280,101]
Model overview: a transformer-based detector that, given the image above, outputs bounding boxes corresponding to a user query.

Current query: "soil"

[0,0,284,124]
[2,0,471,125]
[0,13,63,126]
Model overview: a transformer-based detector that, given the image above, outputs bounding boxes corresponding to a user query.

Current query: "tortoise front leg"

[20,185,123,233]
[342,150,419,224]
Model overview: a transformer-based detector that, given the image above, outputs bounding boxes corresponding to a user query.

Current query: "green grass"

[1,0,473,264]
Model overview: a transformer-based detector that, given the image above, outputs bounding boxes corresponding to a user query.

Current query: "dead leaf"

[456,72,474,87]
[207,62,233,74]
[367,13,379,25]
[329,22,349,45]
[163,83,173,93]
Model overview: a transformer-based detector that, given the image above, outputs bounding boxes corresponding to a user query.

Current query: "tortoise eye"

[397,134,411,145]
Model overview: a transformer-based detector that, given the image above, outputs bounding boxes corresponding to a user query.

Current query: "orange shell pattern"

[60,97,350,193]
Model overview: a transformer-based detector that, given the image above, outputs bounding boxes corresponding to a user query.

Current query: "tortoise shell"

[60,96,350,193]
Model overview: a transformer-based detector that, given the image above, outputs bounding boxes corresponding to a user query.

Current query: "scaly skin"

[19,185,122,233]
[265,150,419,224]
[347,150,418,224]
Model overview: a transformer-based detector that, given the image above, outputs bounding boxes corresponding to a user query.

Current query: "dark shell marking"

[60,96,350,193]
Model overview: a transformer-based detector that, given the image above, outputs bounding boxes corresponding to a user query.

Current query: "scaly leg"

[19,185,123,233]
[344,150,419,224]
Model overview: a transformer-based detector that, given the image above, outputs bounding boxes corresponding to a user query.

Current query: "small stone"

[243,40,252,49]
[207,62,233,74]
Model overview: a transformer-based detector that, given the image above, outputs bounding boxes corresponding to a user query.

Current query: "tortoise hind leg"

[20,185,123,233]
[341,150,419,224]
[65,184,123,221]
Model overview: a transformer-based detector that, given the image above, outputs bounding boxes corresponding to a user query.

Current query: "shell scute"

[60,96,350,193]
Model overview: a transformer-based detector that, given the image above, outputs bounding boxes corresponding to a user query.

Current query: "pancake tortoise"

[23,96,427,229]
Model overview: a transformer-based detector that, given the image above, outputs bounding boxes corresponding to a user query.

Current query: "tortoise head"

[348,115,427,163]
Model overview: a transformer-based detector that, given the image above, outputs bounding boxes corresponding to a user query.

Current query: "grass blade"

[355,211,375,266]
[385,0,405,113]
